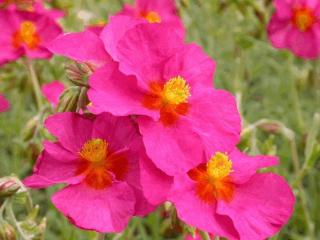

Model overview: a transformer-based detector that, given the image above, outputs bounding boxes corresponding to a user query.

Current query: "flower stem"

[96,233,105,240]
[6,199,29,240]
[199,231,211,240]
[25,58,43,110]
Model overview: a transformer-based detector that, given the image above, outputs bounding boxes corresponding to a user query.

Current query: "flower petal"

[0,94,10,112]
[164,43,216,88]
[41,80,65,106]
[88,63,159,120]
[229,149,279,184]
[168,174,239,239]
[187,89,241,154]
[48,30,111,66]
[138,116,204,176]
[44,112,93,152]
[140,151,173,205]
[217,173,295,240]
[117,23,184,89]
[24,143,81,188]
[52,182,135,232]
[100,15,143,61]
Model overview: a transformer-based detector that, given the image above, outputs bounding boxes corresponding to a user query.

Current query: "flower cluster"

[19,0,296,239]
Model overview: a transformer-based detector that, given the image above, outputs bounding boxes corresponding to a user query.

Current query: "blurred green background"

[0,0,319,239]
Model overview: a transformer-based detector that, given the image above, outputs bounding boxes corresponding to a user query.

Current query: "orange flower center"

[188,152,234,204]
[292,7,316,32]
[77,139,128,190]
[12,21,41,49]
[140,11,162,23]
[143,76,191,126]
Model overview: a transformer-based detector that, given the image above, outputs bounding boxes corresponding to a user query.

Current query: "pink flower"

[0,94,10,112]
[41,80,65,107]
[101,0,185,61]
[24,112,154,232]
[89,24,241,176]
[0,8,62,65]
[1,0,64,19]
[267,0,320,59]
[119,0,182,24]
[168,149,295,239]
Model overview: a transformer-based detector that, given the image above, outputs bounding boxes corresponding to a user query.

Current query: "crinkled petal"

[88,63,159,120]
[44,112,93,152]
[168,175,239,239]
[24,142,82,188]
[229,149,279,184]
[48,30,111,66]
[274,0,294,19]
[140,151,173,205]
[117,23,184,90]
[217,173,295,240]
[287,27,319,59]
[164,43,216,88]
[52,182,135,233]
[187,89,241,154]
[267,15,292,49]
[138,116,204,176]
[100,15,143,61]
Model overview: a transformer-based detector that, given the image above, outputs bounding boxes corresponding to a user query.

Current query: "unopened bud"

[259,122,281,134]
[57,87,81,112]
[65,61,95,87]
[0,177,20,199]
[22,115,40,141]
[0,222,16,240]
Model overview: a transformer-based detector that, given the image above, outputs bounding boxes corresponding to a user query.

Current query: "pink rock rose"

[268,0,320,59]
[0,8,62,65]
[169,149,295,239]
[24,112,154,232]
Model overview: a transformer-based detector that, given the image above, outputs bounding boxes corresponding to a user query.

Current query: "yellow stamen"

[20,21,37,45]
[207,152,233,179]
[162,76,191,105]
[144,11,161,24]
[79,139,108,163]
[293,8,315,32]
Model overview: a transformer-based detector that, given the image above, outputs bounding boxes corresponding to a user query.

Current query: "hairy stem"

[25,58,43,110]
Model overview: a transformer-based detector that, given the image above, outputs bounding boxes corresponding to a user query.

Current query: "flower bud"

[22,115,40,141]
[259,122,281,134]
[65,61,95,87]
[0,177,20,199]
[56,87,81,112]
[0,222,16,240]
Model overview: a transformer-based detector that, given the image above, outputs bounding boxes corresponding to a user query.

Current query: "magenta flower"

[100,0,184,61]
[0,8,62,65]
[267,0,320,59]
[24,112,154,232]
[168,149,295,239]
[1,0,64,19]
[0,94,10,112]
[41,80,65,107]
[119,0,182,24]
[88,24,241,176]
